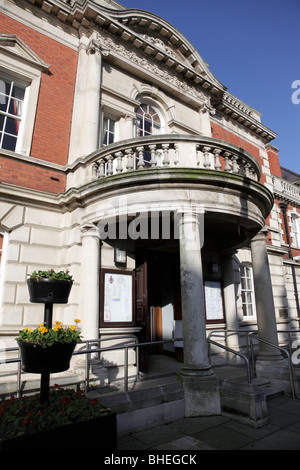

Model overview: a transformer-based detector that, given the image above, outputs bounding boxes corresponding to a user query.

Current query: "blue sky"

[119,0,300,174]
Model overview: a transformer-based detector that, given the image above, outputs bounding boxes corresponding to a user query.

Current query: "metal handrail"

[208,328,256,359]
[249,332,296,400]
[0,337,183,396]
[207,338,252,384]
[0,335,139,397]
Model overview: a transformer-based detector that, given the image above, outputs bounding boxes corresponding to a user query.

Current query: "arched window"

[136,104,162,137]
[135,103,163,168]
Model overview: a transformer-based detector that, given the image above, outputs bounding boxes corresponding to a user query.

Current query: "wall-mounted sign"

[100,269,135,326]
[204,281,224,322]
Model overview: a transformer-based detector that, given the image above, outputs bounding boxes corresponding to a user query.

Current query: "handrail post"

[249,332,297,400]
[17,351,21,398]
[85,341,90,392]
[124,347,128,391]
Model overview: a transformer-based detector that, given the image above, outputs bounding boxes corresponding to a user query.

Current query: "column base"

[177,364,221,417]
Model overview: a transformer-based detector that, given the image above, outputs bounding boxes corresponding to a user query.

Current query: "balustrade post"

[106,155,113,176]
[162,143,170,167]
[231,155,240,174]
[137,146,145,169]
[149,144,157,168]
[202,147,211,168]
[213,149,222,171]
[174,144,179,166]
[115,152,123,173]
[125,148,134,171]
[223,152,232,172]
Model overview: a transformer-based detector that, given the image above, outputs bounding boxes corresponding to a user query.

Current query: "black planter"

[27,278,73,304]
[0,411,117,450]
[17,340,76,374]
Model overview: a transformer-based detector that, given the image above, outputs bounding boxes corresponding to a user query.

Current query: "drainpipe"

[279,202,300,325]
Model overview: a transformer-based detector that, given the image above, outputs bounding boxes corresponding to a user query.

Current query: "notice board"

[100,269,135,326]
[204,281,224,323]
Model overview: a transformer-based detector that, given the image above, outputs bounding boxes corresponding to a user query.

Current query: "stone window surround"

[0,35,50,156]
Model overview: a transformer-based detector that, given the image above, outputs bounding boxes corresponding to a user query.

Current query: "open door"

[135,250,149,372]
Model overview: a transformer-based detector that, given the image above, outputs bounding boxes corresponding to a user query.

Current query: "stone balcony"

[67,134,261,187]
[65,134,273,250]
[272,174,300,206]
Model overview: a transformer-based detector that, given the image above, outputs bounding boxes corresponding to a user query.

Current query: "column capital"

[80,223,101,240]
[87,36,110,57]
[251,226,269,243]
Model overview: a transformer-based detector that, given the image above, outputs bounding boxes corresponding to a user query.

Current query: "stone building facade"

[0,0,299,415]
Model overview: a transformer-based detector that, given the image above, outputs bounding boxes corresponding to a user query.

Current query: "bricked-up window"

[0,75,25,152]
[240,264,256,318]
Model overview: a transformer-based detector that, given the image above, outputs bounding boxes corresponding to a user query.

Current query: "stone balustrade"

[272,175,300,205]
[66,135,262,187]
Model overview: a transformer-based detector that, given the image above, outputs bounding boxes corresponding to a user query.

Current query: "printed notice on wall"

[204,281,224,321]
[104,273,133,323]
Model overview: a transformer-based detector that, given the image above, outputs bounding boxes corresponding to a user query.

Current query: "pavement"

[117,392,300,451]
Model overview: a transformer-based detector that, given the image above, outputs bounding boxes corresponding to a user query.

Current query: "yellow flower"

[38,326,48,334]
[70,325,76,331]
[74,319,81,323]
[28,329,32,333]
[55,321,62,325]
[39,323,44,327]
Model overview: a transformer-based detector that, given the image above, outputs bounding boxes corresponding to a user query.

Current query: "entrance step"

[87,375,184,435]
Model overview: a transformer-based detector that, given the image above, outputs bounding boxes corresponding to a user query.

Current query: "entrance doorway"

[135,247,182,371]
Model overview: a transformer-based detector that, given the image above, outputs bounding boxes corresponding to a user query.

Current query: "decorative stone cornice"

[216,92,277,142]
[18,0,277,142]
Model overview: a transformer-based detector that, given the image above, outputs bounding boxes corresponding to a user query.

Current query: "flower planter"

[0,411,117,450]
[27,278,73,304]
[17,340,76,374]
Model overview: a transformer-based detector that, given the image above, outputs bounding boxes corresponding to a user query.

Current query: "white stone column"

[80,223,101,341]
[69,32,109,161]
[198,103,214,137]
[250,229,282,362]
[177,210,221,416]
[221,251,240,352]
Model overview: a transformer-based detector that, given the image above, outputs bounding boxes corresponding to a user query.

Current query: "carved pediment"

[0,34,50,71]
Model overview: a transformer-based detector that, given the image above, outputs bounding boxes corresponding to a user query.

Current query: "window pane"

[2,133,17,151]
[5,116,19,136]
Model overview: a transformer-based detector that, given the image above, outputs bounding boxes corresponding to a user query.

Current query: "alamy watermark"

[291,80,300,104]
[292,340,300,365]
[95,196,205,247]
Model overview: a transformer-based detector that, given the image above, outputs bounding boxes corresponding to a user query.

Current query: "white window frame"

[135,103,163,138]
[291,214,300,247]
[101,115,117,146]
[0,35,49,155]
[240,264,256,319]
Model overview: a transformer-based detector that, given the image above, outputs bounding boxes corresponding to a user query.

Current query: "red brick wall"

[211,122,266,184]
[0,13,77,193]
[266,146,282,178]
[0,154,65,193]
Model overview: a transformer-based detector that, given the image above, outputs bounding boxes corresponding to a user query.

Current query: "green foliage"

[27,269,73,282]
[0,385,111,438]
[16,320,82,348]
